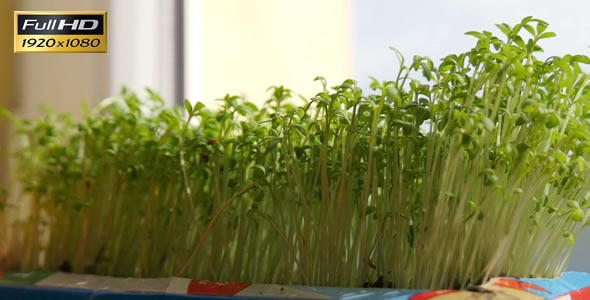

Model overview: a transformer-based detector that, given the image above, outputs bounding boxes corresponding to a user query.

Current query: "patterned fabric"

[1,271,590,299]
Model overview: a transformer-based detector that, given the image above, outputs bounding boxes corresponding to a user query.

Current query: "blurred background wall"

[186,0,353,105]
[5,0,353,109]
[0,0,13,188]
[12,0,110,119]
[109,0,185,107]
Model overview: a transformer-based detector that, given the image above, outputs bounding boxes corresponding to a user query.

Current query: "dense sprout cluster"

[2,17,590,289]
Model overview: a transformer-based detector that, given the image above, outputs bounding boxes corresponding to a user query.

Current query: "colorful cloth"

[1,271,590,299]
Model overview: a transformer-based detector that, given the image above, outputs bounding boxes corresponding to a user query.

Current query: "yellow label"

[14,11,107,53]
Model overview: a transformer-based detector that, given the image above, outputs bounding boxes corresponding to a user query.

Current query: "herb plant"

[2,17,590,289]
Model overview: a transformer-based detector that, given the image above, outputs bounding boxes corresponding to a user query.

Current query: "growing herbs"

[2,17,590,289]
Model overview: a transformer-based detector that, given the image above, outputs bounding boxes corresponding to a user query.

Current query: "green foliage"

[3,17,590,289]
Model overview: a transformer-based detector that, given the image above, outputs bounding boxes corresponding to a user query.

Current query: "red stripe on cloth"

[492,278,550,294]
[187,280,251,296]
[560,285,590,300]
[410,289,459,300]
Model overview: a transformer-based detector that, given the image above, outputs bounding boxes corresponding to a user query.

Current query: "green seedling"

[2,17,590,289]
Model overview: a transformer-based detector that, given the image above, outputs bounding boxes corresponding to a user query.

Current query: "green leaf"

[369,77,381,90]
[515,113,530,126]
[451,73,466,85]
[537,31,556,40]
[465,31,485,39]
[363,206,377,216]
[536,21,548,34]
[251,165,266,180]
[573,55,590,64]
[193,101,205,111]
[567,200,580,209]
[291,124,306,136]
[420,61,434,81]
[314,76,327,91]
[510,24,523,38]
[484,174,498,186]
[243,102,259,112]
[146,88,164,104]
[569,234,576,246]
[513,35,526,49]
[391,120,415,132]
[439,61,454,73]
[553,151,568,164]
[461,133,472,145]
[496,23,512,37]
[523,24,535,36]
[516,143,529,153]
[482,117,495,131]
[545,112,560,128]
[235,104,253,116]
[555,59,573,86]
[184,99,193,115]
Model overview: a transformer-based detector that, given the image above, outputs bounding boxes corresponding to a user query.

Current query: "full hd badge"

[14,11,107,53]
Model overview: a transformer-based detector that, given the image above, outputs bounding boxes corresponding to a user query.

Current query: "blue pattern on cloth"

[516,272,590,298]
